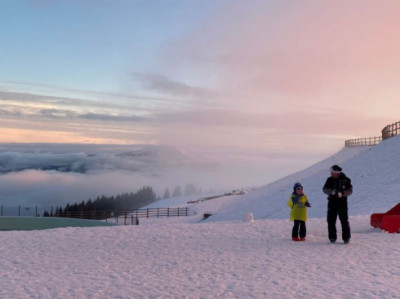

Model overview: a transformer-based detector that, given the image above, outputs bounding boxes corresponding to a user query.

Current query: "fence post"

[18,206,20,216]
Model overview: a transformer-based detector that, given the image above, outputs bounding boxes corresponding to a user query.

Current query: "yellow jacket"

[287,194,309,221]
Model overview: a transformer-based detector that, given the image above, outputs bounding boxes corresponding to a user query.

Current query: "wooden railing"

[382,121,400,140]
[344,136,382,147]
[0,206,189,223]
[111,207,190,225]
[121,207,189,219]
[55,207,189,222]
[345,120,400,147]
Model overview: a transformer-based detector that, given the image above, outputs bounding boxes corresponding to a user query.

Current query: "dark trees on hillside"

[45,186,158,218]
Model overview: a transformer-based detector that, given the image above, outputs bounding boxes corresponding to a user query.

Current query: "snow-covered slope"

[207,136,400,221]
[2,137,400,298]
[147,135,400,222]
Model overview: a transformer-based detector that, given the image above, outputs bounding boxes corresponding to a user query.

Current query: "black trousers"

[327,199,351,241]
[292,220,306,238]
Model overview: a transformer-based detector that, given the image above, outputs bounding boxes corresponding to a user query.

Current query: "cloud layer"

[0,143,271,208]
[0,142,332,209]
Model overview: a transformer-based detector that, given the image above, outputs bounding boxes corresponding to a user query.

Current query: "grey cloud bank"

[0,143,278,208]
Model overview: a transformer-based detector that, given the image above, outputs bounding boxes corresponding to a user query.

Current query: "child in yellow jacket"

[287,182,311,241]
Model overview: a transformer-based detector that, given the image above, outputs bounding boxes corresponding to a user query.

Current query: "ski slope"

[205,136,400,222]
[1,136,400,298]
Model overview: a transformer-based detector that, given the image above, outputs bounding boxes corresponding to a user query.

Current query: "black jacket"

[323,172,353,200]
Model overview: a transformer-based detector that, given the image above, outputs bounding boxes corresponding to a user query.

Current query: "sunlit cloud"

[133,73,216,99]
[154,1,400,116]
[79,112,149,122]
[4,1,400,151]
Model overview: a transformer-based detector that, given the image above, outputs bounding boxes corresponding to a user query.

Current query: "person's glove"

[306,202,311,207]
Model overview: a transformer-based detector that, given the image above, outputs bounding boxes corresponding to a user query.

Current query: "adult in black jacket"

[322,165,353,244]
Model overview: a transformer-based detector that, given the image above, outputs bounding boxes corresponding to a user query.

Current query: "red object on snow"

[371,203,400,233]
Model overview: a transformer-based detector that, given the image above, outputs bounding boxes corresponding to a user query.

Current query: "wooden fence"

[345,120,400,147]
[344,136,382,147]
[382,121,400,140]
[112,207,190,225]
[0,206,189,224]
[53,207,189,220]
[0,206,42,217]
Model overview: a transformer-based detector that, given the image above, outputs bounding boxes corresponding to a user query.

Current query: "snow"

[1,137,400,298]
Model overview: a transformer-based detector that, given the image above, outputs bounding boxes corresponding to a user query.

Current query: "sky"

[1,0,400,194]
[1,135,400,298]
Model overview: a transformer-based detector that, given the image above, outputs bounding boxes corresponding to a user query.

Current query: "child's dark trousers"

[292,220,306,238]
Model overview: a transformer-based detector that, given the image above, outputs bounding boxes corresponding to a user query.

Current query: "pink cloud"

[148,1,400,156]
[158,1,400,108]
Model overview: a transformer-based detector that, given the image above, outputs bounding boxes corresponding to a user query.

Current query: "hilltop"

[146,135,400,223]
